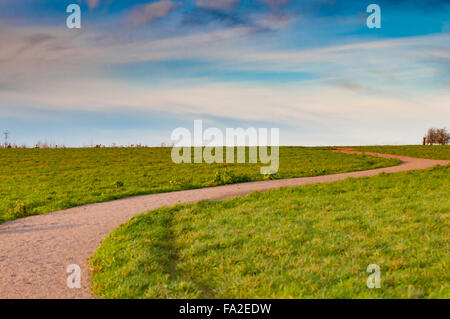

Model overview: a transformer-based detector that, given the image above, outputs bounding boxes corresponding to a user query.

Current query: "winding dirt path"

[0,150,447,299]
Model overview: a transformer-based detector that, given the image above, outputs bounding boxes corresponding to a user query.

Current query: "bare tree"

[426,128,436,145]
[426,127,450,145]
[435,128,450,145]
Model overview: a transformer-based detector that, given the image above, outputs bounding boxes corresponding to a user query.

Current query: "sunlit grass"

[91,165,450,299]
[0,147,399,223]
[354,145,450,160]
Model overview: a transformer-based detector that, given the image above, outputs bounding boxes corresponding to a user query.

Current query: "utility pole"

[3,130,9,147]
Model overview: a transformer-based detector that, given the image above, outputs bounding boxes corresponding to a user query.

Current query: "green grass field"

[0,147,399,223]
[354,145,450,160]
[91,165,450,299]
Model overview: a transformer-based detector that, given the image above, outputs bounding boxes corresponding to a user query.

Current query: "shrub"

[263,173,278,180]
[169,176,193,187]
[212,170,251,186]
[8,201,31,219]
[114,181,124,188]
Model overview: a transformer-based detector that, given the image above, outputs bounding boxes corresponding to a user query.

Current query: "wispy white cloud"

[86,0,100,9]
[264,0,291,9]
[2,74,448,126]
[2,22,447,95]
[3,78,448,146]
[126,1,182,27]
[196,0,239,12]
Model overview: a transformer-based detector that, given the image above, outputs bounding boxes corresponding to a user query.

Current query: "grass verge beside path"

[354,145,450,160]
[0,147,399,223]
[91,165,450,299]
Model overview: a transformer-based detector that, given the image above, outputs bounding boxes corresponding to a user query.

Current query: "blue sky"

[0,0,449,146]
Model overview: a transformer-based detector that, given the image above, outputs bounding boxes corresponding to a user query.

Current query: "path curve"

[0,150,447,299]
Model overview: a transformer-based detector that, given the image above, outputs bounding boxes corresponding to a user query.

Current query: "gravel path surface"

[0,150,447,299]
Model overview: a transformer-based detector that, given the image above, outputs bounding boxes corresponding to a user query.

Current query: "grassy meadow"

[0,147,399,223]
[354,145,450,160]
[90,165,450,299]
